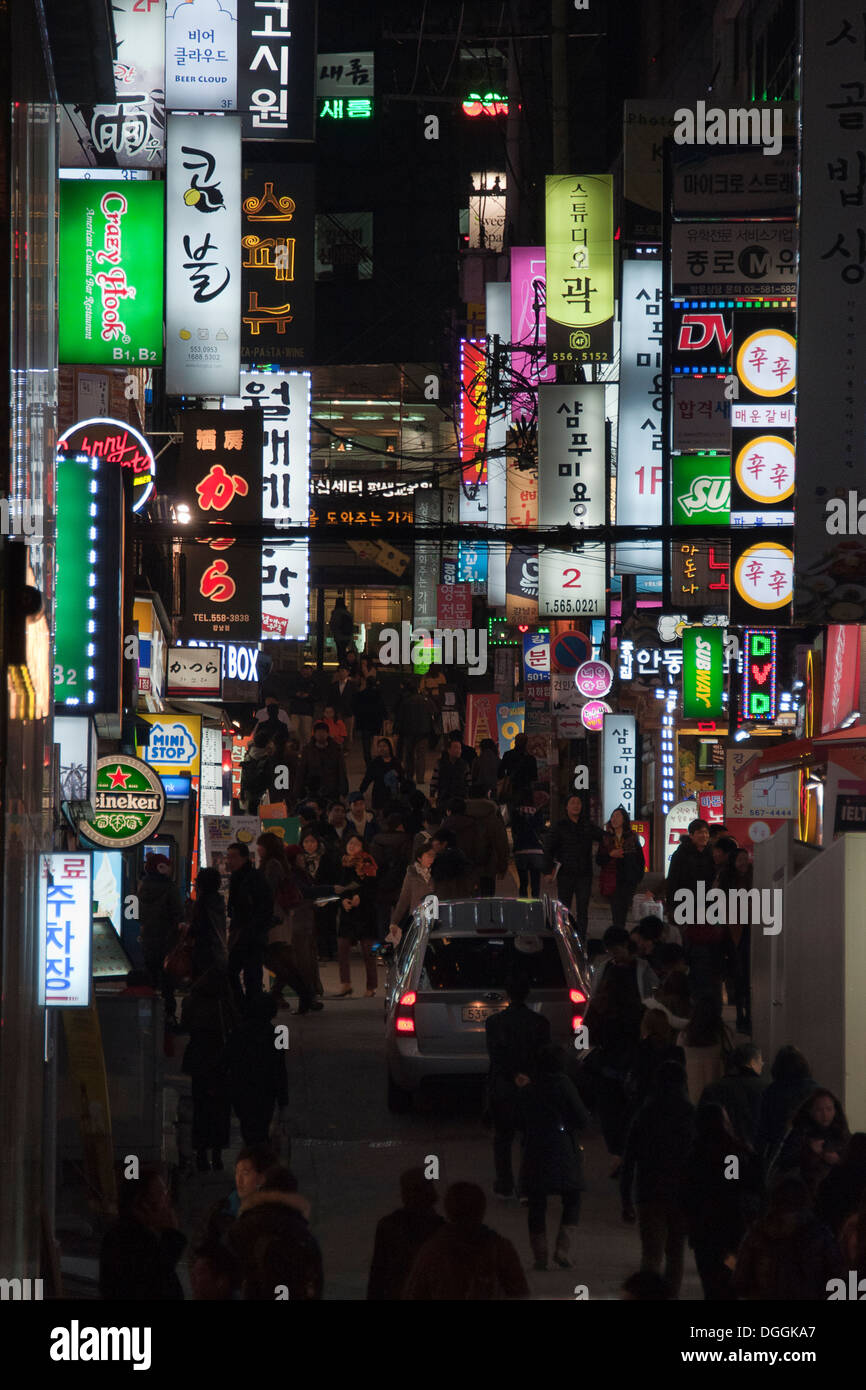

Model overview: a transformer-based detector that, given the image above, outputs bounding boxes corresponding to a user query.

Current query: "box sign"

[523,633,550,682]
[670,143,798,220]
[673,379,731,451]
[239,0,316,140]
[166,646,223,698]
[671,223,798,297]
[180,539,262,641]
[742,629,777,723]
[162,775,192,799]
[60,0,166,169]
[136,714,202,776]
[537,385,606,530]
[672,455,730,526]
[538,544,606,618]
[39,854,92,1008]
[672,540,730,613]
[731,533,794,625]
[616,260,663,575]
[57,418,156,514]
[735,325,796,401]
[507,462,538,528]
[437,583,473,629]
[81,755,167,849]
[510,247,556,422]
[55,454,123,713]
[179,410,263,523]
[545,174,614,364]
[59,181,165,366]
[166,0,238,111]
[505,545,539,626]
[581,700,611,733]
[317,52,374,95]
[682,626,725,720]
[55,715,98,806]
[575,660,613,699]
[822,625,861,735]
[459,339,488,522]
[165,115,241,396]
[469,171,506,252]
[242,165,315,365]
[670,304,732,376]
[835,795,866,834]
[602,713,637,821]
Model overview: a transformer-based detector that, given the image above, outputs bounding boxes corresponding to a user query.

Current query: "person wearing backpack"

[597,807,645,930]
[402,1182,528,1300]
[257,832,322,1015]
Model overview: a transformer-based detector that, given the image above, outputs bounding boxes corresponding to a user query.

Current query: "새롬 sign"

[81,755,166,850]
[39,854,92,1008]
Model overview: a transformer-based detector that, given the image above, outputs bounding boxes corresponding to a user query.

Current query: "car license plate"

[462,1005,504,1022]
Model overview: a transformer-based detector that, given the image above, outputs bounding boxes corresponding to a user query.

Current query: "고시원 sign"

[81,755,166,849]
[59,181,164,366]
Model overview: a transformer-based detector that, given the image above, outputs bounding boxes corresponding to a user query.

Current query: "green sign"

[55,452,122,712]
[59,181,164,366]
[672,455,731,525]
[682,627,725,720]
[81,756,166,849]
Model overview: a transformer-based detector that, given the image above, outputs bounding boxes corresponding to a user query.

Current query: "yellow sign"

[545,174,614,363]
[135,713,201,776]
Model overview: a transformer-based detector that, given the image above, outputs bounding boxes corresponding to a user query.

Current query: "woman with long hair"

[387,833,436,946]
[188,866,228,980]
[359,736,404,813]
[256,832,321,1015]
[776,1088,851,1195]
[597,806,645,930]
[335,833,379,998]
[677,997,734,1105]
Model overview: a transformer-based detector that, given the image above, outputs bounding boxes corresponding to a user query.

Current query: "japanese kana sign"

[57,418,156,514]
[81,755,167,850]
[179,410,264,523]
[166,645,223,698]
[181,538,262,641]
[537,385,606,530]
[60,0,166,169]
[545,174,614,364]
[241,166,315,365]
[59,181,164,366]
[39,854,92,1009]
[165,115,241,396]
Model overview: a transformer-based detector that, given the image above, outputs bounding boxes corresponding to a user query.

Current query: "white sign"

[616,260,663,575]
[671,222,797,294]
[552,671,582,721]
[538,544,606,618]
[317,52,374,95]
[486,281,509,607]
[414,489,442,629]
[40,853,92,1008]
[166,0,238,111]
[166,645,223,697]
[261,541,308,641]
[736,328,796,397]
[55,715,98,805]
[537,385,606,529]
[665,801,699,877]
[469,171,506,252]
[165,114,242,395]
[725,749,797,820]
[733,541,794,612]
[734,434,795,505]
[731,403,796,429]
[602,713,637,821]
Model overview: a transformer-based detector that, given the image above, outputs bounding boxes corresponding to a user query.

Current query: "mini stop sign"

[575,660,613,699]
[581,700,611,732]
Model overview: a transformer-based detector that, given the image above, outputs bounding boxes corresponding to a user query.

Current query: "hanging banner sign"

[545,174,614,364]
[497,702,525,756]
[671,223,798,296]
[506,546,539,626]
[742,629,778,723]
[469,171,506,251]
[57,418,156,513]
[240,0,317,140]
[165,114,242,396]
[179,409,264,523]
[616,259,663,575]
[39,854,93,1008]
[180,539,262,641]
[459,339,488,522]
[414,489,442,630]
[506,463,538,528]
[81,755,167,850]
[241,165,315,365]
[538,544,606,618]
[602,713,637,821]
[437,583,473,629]
[165,0,238,110]
[55,454,123,713]
[60,0,166,169]
[822,625,861,735]
[510,247,556,422]
[59,181,164,366]
[682,626,725,720]
[537,384,606,530]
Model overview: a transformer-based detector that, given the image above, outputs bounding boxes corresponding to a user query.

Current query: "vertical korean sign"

[795,2,866,621]
[617,259,663,574]
[602,714,637,822]
[239,0,317,140]
[241,165,315,365]
[510,247,556,422]
[166,115,242,395]
[537,384,606,529]
[40,854,93,1008]
[545,175,614,364]
[460,339,488,522]
[486,281,509,607]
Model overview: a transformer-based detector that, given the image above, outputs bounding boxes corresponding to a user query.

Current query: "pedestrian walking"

[296,721,348,803]
[431,734,471,808]
[360,736,404,812]
[775,1088,850,1195]
[388,833,436,944]
[583,927,655,1172]
[188,866,228,980]
[226,841,273,1005]
[328,596,355,665]
[221,993,289,1147]
[484,974,552,1198]
[366,1168,445,1300]
[544,794,604,941]
[335,833,379,997]
[511,787,550,898]
[394,679,437,786]
[402,1182,529,1300]
[256,832,321,1015]
[733,1174,844,1300]
[353,675,387,767]
[137,856,184,1025]
[99,1167,186,1301]
[597,807,646,929]
[677,997,734,1105]
[698,1041,766,1150]
[180,965,237,1173]
[518,1044,590,1271]
[755,1045,817,1163]
[228,1166,323,1301]
[680,1103,763,1300]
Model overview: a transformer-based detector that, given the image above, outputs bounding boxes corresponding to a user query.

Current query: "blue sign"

[161,775,192,799]
[523,632,550,683]
[458,540,488,585]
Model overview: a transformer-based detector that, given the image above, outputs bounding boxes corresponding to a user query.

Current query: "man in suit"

[485,971,551,1197]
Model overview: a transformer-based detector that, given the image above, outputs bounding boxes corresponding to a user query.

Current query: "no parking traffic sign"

[551,629,592,672]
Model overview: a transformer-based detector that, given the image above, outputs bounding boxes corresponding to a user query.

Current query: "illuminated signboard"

[318,52,374,94]
[682,626,725,720]
[240,0,316,140]
[670,301,733,375]
[730,533,794,625]
[39,853,92,1008]
[538,544,606,618]
[537,384,606,530]
[165,0,238,111]
[57,418,156,513]
[672,455,730,526]
[54,453,123,712]
[460,338,488,522]
[59,181,164,366]
[602,713,637,820]
[180,539,262,642]
[510,247,556,423]
[318,98,372,119]
[166,646,223,699]
[310,505,413,528]
[469,171,506,252]
[742,629,778,722]
[616,259,663,575]
[545,174,614,364]
[462,92,508,117]
[136,713,202,776]
[178,410,263,524]
[80,754,167,850]
[241,166,315,365]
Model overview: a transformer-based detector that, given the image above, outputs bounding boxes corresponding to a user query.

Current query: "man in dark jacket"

[666,818,723,1007]
[432,735,471,808]
[228,1166,322,1300]
[485,974,552,1197]
[403,1182,529,1300]
[138,856,184,1022]
[297,721,348,803]
[353,675,388,767]
[226,842,273,1004]
[699,1042,765,1149]
[99,1168,186,1301]
[288,665,317,746]
[394,679,437,786]
[328,596,355,665]
[367,1168,445,1300]
[665,818,714,915]
[544,794,603,940]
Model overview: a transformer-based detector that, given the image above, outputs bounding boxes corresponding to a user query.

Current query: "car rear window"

[419,936,565,991]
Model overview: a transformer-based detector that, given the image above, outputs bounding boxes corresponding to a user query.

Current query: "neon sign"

[742,628,777,722]
[462,92,508,117]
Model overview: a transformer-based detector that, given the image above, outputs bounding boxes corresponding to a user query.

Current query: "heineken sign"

[59,181,164,367]
[672,455,730,525]
[682,626,725,720]
[81,755,166,849]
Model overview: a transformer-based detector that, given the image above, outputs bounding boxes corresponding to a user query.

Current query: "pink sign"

[510,247,556,421]
[581,700,611,732]
[436,583,472,629]
[698,791,725,824]
[821,624,860,734]
[575,659,614,698]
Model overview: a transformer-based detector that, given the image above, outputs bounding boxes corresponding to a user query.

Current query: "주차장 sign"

[39,854,93,1008]
[59,181,164,366]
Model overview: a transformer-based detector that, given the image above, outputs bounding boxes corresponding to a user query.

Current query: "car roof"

[426,897,555,935]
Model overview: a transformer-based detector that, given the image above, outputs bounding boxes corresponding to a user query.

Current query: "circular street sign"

[735,328,796,398]
[734,434,795,505]
[551,629,592,672]
[575,659,613,698]
[733,541,794,611]
[80,754,166,849]
[581,700,611,733]
[57,417,156,513]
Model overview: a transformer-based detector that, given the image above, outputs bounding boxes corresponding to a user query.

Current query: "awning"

[736,737,825,788]
[815,723,866,744]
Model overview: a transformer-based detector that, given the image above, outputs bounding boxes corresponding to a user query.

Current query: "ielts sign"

[741,629,777,722]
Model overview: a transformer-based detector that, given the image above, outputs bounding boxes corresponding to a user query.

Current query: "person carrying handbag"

[597,807,645,930]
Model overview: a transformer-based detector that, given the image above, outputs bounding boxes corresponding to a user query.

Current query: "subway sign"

[742,628,777,722]
[682,626,725,720]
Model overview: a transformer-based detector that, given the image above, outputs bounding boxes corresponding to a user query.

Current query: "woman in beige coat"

[676,997,733,1105]
[387,834,436,945]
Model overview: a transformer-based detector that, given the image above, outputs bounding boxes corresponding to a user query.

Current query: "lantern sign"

[682,627,725,720]
[575,660,613,699]
[57,418,156,513]
[581,700,611,732]
[742,629,778,723]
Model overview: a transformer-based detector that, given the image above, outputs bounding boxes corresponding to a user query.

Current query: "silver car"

[384,896,591,1112]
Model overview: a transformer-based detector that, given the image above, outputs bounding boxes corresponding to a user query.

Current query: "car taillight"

[395,990,416,1034]
[569,989,587,1005]
[572,1014,584,1032]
